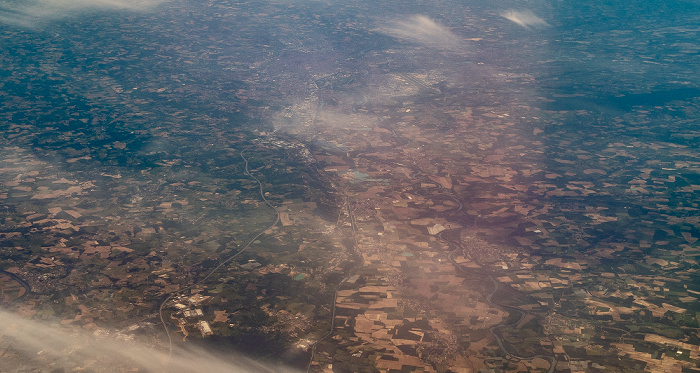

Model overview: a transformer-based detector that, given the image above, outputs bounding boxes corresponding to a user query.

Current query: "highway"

[304,195,363,372]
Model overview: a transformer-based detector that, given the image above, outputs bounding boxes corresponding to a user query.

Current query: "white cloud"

[500,10,549,28]
[376,15,463,51]
[0,0,166,27]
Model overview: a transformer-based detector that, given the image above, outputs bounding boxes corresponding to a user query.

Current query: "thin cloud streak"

[0,310,299,372]
[0,0,166,26]
[500,10,549,28]
[376,15,463,51]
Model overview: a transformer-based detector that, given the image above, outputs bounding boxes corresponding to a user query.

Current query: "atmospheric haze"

[376,15,464,51]
[0,0,166,26]
[500,10,549,28]
[0,310,299,373]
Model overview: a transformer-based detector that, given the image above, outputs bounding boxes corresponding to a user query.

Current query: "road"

[305,195,363,372]
[442,231,558,373]
[158,150,281,367]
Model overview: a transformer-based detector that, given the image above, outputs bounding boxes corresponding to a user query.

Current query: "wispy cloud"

[376,15,463,51]
[0,310,299,372]
[500,10,549,28]
[0,0,166,27]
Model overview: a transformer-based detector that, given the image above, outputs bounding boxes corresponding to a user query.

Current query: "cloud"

[0,0,166,27]
[376,15,463,51]
[500,10,549,28]
[0,310,300,372]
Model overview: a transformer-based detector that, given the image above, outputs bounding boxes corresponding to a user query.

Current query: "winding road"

[158,150,281,366]
[443,234,557,373]
[0,270,30,303]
